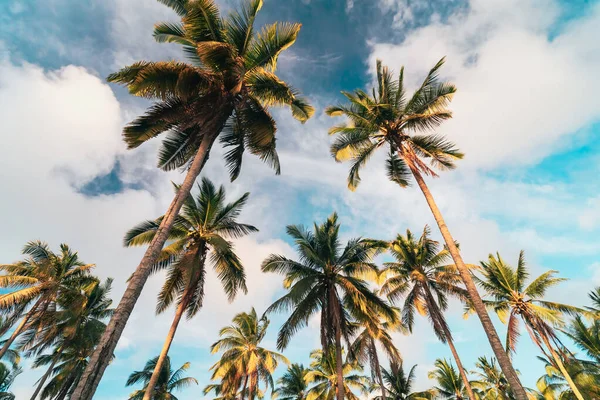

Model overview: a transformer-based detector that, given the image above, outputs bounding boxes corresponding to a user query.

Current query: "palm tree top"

[326,58,462,190]
[107,0,314,180]
[126,356,197,400]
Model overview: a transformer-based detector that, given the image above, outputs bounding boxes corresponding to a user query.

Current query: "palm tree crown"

[272,363,309,400]
[125,177,256,315]
[427,359,467,400]
[108,0,314,179]
[305,349,370,400]
[327,58,460,190]
[207,308,288,399]
[126,356,197,400]
[375,361,432,400]
[0,241,95,358]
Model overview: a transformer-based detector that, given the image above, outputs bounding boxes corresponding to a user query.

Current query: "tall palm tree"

[428,359,468,400]
[476,252,584,400]
[0,241,94,360]
[326,58,526,398]
[126,356,197,400]
[349,311,403,400]
[209,308,288,399]
[378,227,475,399]
[29,278,113,400]
[0,362,20,400]
[374,361,432,400]
[470,356,513,400]
[305,349,370,400]
[262,213,397,400]
[124,178,256,400]
[74,0,313,396]
[272,363,309,400]
[564,317,600,364]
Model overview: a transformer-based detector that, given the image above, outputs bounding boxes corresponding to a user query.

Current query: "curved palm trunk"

[407,165,527,400]
[421,285,475,400]
[142,250,206,400]
[30,346,64,400]
[539,333,584,400]
[370,341,387,400]
[0,298,43,360]
[72,110,229,400]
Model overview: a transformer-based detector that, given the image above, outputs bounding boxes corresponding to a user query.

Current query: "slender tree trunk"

[334,315,345,400]
[30,346,64,400]
[241,374,248,400]
[422,284,475,399]
[407,165,527,400]
[142,249,206,400]
[72,116,227,400]
[55,366,78,400]
[370,341,387,400]
[540,334,584,400]
[0,298,43,359]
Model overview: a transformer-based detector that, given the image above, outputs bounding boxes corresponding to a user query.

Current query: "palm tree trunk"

[55,366,78,400]
[0,297,43,360]
[142,250,206,400]
[422,284,475,400]
[30,346,64,400]
[370,341,387,400]
[539,333,584,400]
[407,165,527,400]
[334,314,345,400]
[72,115,227,400]
[241,374,248,400]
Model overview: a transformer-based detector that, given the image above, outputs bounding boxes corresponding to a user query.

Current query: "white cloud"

[369,0,600,170]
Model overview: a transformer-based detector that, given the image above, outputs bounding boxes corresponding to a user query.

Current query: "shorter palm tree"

[379,227,474,398]
[209,308,288,399]
[374,361,432,400]
[476,252,584,399]
[305,349,370,400]
[427,359,468,400]
[272,363,309,400]
[262,213,396,400]
[126,356,197,400]
[0,241,95,359]
[349,311,403,400]
[124,177,256,399]
[470,356,513,400]
[0,362,20,400]
[29,278,113,400]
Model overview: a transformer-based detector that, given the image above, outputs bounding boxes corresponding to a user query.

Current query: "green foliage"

[109,0,314,179]
[272,363,309,400]
[327,58,461,190]
[373,361,433,400]
[206,308,288,400]
[126,356,198,400]
[427,359,467,400]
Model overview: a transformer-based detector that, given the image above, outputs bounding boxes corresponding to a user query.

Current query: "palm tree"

[209,308,288,399]
[305,349,370,400]
[428,359,468,400]
[349,311,403,400]
[126,356,197,400]
[124,178,256,400]
[564,317,600,364]
[272,363,309,400]
[29,278,113,400]
[470,356,513,400]
[0,241,94,360]
[379,227,475,399]
[262,213,397,400]
[476,251,584,399]
[74,0,313,396]
[326,58,526,398]
[0,362,20,400]
[534,356,600,400]
[374,361,432,400]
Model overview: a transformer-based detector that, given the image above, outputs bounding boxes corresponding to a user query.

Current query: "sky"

[1,0,600,398]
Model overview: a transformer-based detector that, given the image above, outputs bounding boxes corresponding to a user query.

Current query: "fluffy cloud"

[370,0,600,170]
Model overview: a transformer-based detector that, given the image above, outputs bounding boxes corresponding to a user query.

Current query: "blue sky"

[1,0,600,398]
